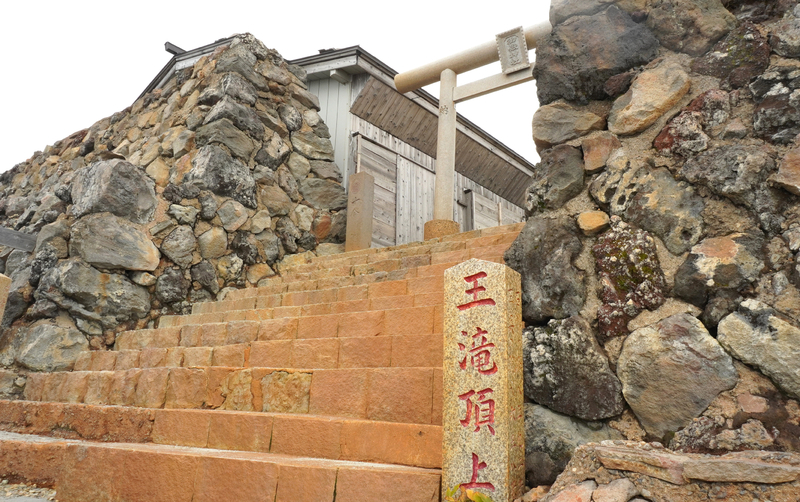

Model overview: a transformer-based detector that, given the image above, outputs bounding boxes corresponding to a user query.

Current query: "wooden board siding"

[455,172,524,232]
[350,77,532,206]
[309,78,353,187]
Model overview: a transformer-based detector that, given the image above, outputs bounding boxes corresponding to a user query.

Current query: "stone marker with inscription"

[443,258,524,501]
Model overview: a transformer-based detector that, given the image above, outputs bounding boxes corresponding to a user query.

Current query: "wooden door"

[356,137,397,247]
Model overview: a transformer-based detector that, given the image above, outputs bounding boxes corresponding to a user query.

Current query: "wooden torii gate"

[394,23,551,240]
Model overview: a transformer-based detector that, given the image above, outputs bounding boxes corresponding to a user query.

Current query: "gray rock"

[214,44,267,90]
[533,6,659,105]
[34,220,69,258]
[185,145,257,209]
[718,299,800,400]
[196,118,257,162]
[681,145,786,233]
[523,316,624,420]
[156,267,190,304]
[617,313,738,438]
[191,260,220,294]
[309,160,342,182]
[287,153,311,180]
[291,131,335,161]
[504,215,585,323]
[231,232,262,265]
[198,191,218,220]
[275,216,301,254]
[203,96,264,139]
[69,213,160,271]
[261,184,295,216]
[531,102,606,152]
[71,159,157,224]
[590,155,705,255]
[525,145,585,216]
[549,0,647,26]
[298,179,347,211]
[750,64,800,144]
[770,17,800,58]
[199,72,258,107]
[255,230,282,264]
[257,108,289,138]
[646,0,737,56]
[16,318,88,372]
[250,210,272,234]
[168,204,199,226]
[160,225,197,268]
[216,200,249,232]
[255,132,291,169]
[277,165,301,202]
[36,259,150,328]
[674,232,765,308]
[278,104,303,132]
[524,403,623,486]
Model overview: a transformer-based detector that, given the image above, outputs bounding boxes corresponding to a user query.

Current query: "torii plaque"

[443,259,524,501]
[394,23,551,240]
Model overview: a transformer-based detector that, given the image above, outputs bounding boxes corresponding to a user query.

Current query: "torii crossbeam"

[394,23,551,239]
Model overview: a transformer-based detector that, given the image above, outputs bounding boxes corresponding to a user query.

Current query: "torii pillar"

[394,24,551,240]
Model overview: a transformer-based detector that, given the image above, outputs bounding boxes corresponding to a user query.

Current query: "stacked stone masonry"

[0,216,520,501]
[516,0,800,501]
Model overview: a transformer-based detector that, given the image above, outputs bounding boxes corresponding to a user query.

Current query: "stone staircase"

[0,223,523,502]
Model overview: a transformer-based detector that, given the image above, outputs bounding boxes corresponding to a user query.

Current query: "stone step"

[0,401,442,469]
[221,225,521,303]
[146,303,442,343]
[89,334,442,371]
[0,430,442,502]
[192,273,446,316]
[24,366,443,426]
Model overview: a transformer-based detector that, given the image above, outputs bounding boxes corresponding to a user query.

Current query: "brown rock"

[581,132,621,173]
[774,146,800,195]
[531,102,606,152]
[576,211,610,236]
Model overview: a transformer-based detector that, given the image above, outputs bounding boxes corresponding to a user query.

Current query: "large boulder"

[718,299,800,400]
[590,153,705,255]
[71,159,157,224]
[195,118,257,163]
[525,145,585,215]
[299,179,347,211]
[531,102,606,152]
[504,216,585,323]
[617,314,739,438]
[16,317,89,372]
[185,145,257,209]
[533,6,659,105]
[593,217,668,339]
[69,213,160,271]
[36,259,150,328]
[691,22,770,88]
[750,64,800,144]
[673,233,765,309]
[203,96,264,139]
[645,0,737,56]
[524,403,623,486]
[608,60,692,136]
[681,145,786,233]
[523,316,625,420]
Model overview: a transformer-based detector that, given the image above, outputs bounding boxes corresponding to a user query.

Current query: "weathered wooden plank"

[0,227,36,252]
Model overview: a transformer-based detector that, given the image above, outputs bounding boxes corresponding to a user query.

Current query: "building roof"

[140,40,534,206]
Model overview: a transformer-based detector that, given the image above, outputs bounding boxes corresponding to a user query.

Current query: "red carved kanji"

[459,388,496,435]
[458,327,498,375]
[460,453,495,491]
[457,272,496,311]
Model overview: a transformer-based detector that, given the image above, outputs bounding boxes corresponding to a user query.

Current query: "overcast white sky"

[0,1,550,173]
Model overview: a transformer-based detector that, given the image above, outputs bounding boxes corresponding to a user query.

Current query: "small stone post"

[0,274,11,319]
[345,171,375,252]
[443,258,524,501]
